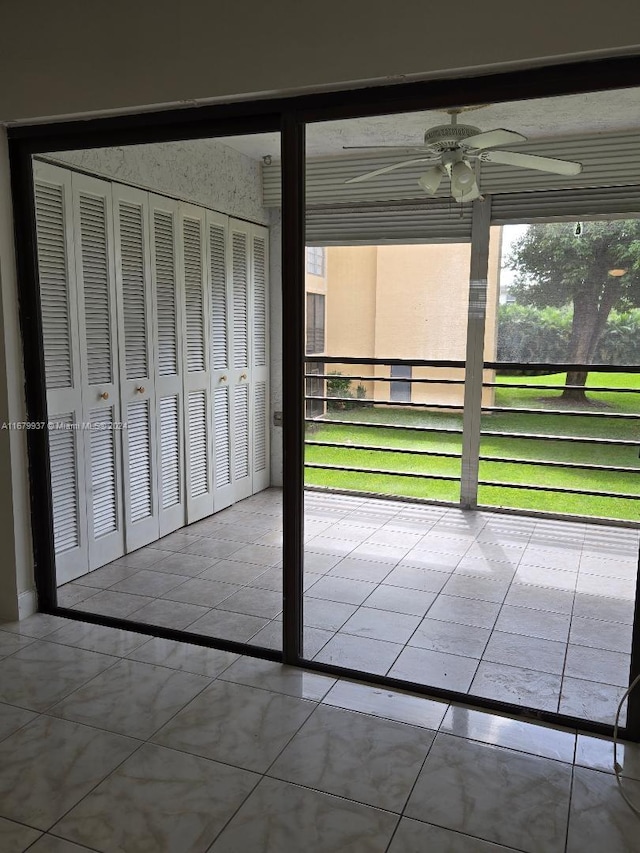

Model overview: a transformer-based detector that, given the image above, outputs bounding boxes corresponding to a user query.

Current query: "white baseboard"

[18,588,38,619]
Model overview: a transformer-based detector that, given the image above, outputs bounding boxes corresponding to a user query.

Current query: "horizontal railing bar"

[305,417,464,436]
[305,374,466,385]
[478,479,639,500]
[482,406,640,420]
[484,381,640,394]
[480,429,638,447]
[305,462,460,482]
[305,355,466,368]
[306,395,464,411]
[485,361,640,373]
[479,455,640,474]
[305,440,462,459]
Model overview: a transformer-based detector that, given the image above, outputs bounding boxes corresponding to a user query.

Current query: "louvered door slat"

[254,381,267,473]
[160,395,181,509]
[90,406,118,538]
[79,193,113,386]
[35,182,74,390]
[233,384,250,481]
[253,235,267,368]
[214,387,231,488]
[188,390,209,498]
[155,210,178,377]
[184,218,206,373]
[119,202,148,380]
[232,232,249,369]
[49,414,80,554]
[127,399,153,522]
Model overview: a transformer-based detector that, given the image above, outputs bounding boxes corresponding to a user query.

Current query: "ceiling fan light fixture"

[450,160,475,194]
[418,166,445,195]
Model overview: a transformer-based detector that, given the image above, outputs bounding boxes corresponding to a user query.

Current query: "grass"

[304,372,640,522]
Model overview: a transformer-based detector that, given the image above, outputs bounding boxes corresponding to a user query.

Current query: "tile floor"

[1,612,640,852]
[57,489,639,725]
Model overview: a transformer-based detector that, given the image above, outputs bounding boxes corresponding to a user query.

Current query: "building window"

[306,292,325,355]
[390,364,412,402]
[306,362,325,419]
[307,246,325,277]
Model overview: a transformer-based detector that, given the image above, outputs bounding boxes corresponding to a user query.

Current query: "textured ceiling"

[219,86,640,161]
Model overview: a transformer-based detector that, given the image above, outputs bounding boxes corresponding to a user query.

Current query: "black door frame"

[8,54,640,740]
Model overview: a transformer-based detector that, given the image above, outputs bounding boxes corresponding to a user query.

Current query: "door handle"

[135,386,145,394]
[219,375,227,383]
[99,391,109,400]
[240,373,247,381]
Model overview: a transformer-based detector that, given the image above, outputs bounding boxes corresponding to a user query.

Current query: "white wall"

[52,140,269,226]
[1,1,639,122]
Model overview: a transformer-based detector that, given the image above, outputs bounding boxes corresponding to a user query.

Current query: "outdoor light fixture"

[418,166,446,195]
[608,268,627,277]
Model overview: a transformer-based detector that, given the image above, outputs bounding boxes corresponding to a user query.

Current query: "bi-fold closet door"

[34,162,270,584]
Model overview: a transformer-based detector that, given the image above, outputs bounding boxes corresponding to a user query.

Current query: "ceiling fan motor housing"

[423,124,481,151]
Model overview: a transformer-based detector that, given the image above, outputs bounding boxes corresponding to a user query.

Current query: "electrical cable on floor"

[613,671,640,815]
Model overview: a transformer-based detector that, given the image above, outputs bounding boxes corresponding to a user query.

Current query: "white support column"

[460,195,492,510]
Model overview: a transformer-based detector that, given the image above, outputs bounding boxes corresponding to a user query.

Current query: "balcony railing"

[304,356,640,524]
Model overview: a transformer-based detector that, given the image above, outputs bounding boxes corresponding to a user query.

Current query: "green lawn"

[304,372,640,522]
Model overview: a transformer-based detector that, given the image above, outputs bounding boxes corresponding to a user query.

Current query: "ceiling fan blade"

[462,129,527,150]
[482,149,583,176]
[342,145,430,150]
[345,158,438,184]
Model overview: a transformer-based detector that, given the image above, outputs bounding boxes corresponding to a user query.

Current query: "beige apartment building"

[305,229,502,412]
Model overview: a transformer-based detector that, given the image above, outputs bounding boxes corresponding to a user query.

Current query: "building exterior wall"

[315,232,501,409]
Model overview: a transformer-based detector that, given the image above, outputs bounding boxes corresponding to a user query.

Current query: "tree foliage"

[507,220,640,399]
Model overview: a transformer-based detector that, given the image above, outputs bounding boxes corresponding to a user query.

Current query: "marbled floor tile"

[210,777,398,853]
[388,646,480,692]
[128,598,211,630]
[503,584,574,615]
[441,574,511,604]
[59,563,140,590]
[0,816,41,853]
[24,836,94,852]
[481,631,567,676]
[408,617,490,658]
[74,589,155,618]
[0,641,116,712]
[302,597,358,631]
[362,584,437,617]
[302,551,344,573]
[215,587,283,619]
[160,577,241,608]
[219,657,336,701]
[453,556,517,582]
[575,733,640,781]
[153,680,315,772]
[566,766,640,853]
[405,733,572,853]
[46,620,149,657]
[0,715,138,830]
[186,609,270,643]
[270,704,434,813]
[147,552,218,576]
[322,680,447,730]
[563,644,631,688]
[568,616,633,654]
[470,661,561,713]
[314,633,403,676]
[382,565,449,594]
[108,568,191,597]
[559,677,627,726]
[55,584,97,609]
[248,620,333,657]
[439,706,576,763]
[181,539,245,560]
[112,546,175,568]
[572,592,635,625]
[53,744,259,853]
[339,607,422,644]
[49,659,210,739]
[387,818,519,853]
[126,637,239,678]
[425,595,500,629]
[226,543,283,566]
[492,604,570,643]
[0,702,38,743]
[0,614,72,639]
[327,557,395,584]
[199,560,270,585]
[154,531,207,551]
[306,576,379,606]
[0,630,35,658]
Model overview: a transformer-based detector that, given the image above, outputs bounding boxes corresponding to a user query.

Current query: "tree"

[508,220,640,401]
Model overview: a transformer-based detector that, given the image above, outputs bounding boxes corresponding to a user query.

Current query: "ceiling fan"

[343,109,583,203]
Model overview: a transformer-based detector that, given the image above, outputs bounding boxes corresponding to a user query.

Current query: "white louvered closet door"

[180,203,214,522]
[229,220,253,503]
[113,185,160,551]
[251,224,270,494]
[207,211,235,512]
[72,172,125,570]
[34,162,89,584]
[150,194,186,536]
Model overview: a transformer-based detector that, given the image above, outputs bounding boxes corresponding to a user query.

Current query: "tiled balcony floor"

[58,489,639,726]
[1,612,640,852]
